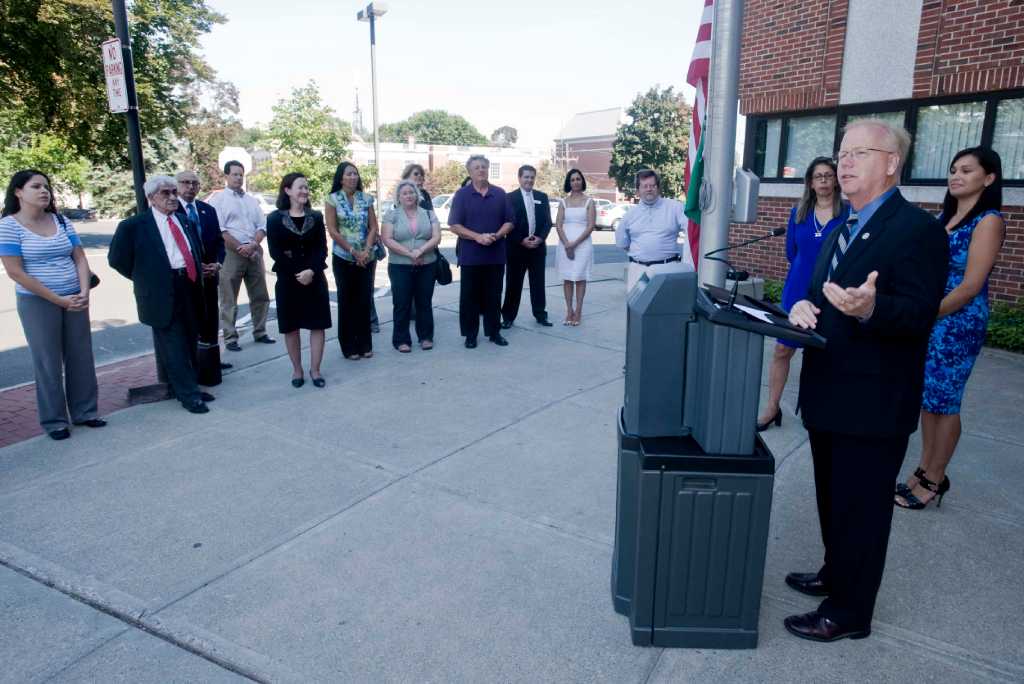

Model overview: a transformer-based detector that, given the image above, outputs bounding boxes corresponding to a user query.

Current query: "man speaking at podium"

[785,120,948,642]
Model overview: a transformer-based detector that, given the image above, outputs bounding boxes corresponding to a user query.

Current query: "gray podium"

[612,271,823,649]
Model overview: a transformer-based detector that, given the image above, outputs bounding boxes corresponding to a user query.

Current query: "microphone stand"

[703,228,786,309]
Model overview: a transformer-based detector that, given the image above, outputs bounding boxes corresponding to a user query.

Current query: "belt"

[629,255,681,267]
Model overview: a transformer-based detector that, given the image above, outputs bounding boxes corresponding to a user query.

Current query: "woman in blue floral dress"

[757,157,849,431]
[896,147,1006,509]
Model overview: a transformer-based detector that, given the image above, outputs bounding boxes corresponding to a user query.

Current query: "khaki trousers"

[219,249,270,342]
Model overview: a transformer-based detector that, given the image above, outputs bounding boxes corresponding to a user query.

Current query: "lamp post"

[357,2,387,203]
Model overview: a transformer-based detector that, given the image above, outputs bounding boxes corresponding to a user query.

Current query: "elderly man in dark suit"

[177,170,231,371]
[501,165,553,328]
[785,119,949,642]
[109,175,214,414]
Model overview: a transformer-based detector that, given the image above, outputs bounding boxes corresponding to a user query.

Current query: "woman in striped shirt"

[0,170,104,440]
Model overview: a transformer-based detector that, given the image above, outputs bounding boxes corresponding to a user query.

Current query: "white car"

[596,202,631,230]
[256,193,277,215]
[432,193,453,228]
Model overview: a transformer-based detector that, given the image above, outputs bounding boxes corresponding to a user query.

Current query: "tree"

[424,161,467,196]
[490,125,518,147]
[609,86,691,200]
[0,126,90,204]
[248,82,352,201]
[379,111,488,146]
[0,0,225,167]
[533,160,564,199]
[182,81,246,192]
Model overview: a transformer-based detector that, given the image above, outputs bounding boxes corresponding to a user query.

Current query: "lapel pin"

[861,232,870,240]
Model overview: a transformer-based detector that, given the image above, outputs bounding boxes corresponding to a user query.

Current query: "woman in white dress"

[555,169,595,325]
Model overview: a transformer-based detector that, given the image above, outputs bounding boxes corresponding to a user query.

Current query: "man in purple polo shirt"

[448,155,514,348]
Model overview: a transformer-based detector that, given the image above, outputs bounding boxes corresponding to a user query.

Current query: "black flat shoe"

[785,571,829,597]
[464,337,477,349]
[254,336,276,344]
[225,341,241,352]
[291,377,305,388]
[536,318,553,327]
[48,428,71,440]
[489,334,509,346]
[73,418,107,428]
[184,400,209,414]
[312,377,326,388]
[199,392,215,402]
[220,362,234,370]
[784,611,870,642]
[500,320,513,329]
[756,410,782,432]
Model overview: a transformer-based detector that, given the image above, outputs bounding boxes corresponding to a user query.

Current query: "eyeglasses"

[156,189,178,197]
[812,173,836,182]
[833,147,895,163]
[178,180,200,187]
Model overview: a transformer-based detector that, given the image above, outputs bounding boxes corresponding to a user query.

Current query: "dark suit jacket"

[108,209,205,329]
[265,210,328,275]
[798,189,949,437]
[506,188,552,245]
[180,199,224,264]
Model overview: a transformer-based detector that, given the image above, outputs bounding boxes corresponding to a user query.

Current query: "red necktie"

[167,216,197,282]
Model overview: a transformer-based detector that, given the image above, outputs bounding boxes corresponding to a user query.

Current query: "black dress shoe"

[254,336,276,344]
[220,362,234,370]
[536,318,553,327]
[489,334,509,346]
[73,418,107,428]
[225,341,242,352]
[464,337,478,349]
[500,320,513,329]
[783,611,870,642]
[312,377,326,388]
[199,392,215,402]
[291,377,305,388]
[48,428,71,440]
[184,400,209,414]
[785,572,829,597]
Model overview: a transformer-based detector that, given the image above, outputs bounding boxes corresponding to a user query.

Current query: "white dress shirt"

[207,189,265,245]
[152,207,190,269]
[521,189,536,236]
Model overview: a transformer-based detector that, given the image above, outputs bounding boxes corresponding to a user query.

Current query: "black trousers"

[808,429,909,629]
[389,263,435,347]
[501,243,547,323]
[459,263,503,339]
[199,273,219,344]
[153,272,201,406]
[333,255,373,357]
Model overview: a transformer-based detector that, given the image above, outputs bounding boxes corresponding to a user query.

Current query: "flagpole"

[698,0,745,288]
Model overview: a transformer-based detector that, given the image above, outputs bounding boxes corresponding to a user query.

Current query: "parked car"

[596,202,631,231]
[256,194,276,215]
[432,194,454,228]
[61,208,96,221]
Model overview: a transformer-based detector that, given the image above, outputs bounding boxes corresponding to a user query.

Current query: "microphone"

[702,227,786,306]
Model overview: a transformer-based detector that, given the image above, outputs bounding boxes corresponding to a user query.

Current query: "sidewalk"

[1,263,1022,683]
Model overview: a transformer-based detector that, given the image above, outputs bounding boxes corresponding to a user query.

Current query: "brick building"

[554,108,626,201]
[731,0,1023,305]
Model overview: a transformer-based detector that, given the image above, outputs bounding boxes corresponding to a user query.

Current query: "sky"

[199,0,704,148]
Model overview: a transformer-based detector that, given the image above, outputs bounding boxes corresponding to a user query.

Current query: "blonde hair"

[394,179,420,206]
[843,118,912,173]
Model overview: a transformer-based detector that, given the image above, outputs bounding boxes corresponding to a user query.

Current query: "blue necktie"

[187,203,200,230]
[828,212,857,280]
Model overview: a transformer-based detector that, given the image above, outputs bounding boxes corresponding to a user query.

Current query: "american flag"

[684,0,713,269]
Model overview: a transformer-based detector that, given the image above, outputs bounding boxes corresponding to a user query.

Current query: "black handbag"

[196,341,223,386]
[434,248,452,285]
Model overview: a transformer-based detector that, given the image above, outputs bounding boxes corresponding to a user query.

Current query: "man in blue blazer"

[177,170,231,370]
[786,120,948,642]
[501,165,553,328]
[109,176,213,414]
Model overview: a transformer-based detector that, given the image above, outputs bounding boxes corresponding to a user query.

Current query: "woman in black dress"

[266,173,331,388]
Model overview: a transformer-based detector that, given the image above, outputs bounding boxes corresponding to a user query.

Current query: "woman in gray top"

[381,180,441,352]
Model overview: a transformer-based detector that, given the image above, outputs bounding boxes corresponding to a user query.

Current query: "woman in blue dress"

[895,147,1006,509]
[757,157,849,431]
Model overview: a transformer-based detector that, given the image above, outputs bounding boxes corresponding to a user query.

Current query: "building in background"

[554,108,626,201]
[731,0,1023,306]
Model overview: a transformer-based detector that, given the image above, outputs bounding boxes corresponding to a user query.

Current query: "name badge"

[533,200,542,205]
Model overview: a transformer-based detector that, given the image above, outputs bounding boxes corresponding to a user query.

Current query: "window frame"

[742,88,1024,186]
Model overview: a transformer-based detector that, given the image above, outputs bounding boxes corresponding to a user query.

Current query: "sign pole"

[111,0,147,213]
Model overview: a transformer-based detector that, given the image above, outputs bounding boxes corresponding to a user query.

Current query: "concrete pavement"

[1,261,1022,682]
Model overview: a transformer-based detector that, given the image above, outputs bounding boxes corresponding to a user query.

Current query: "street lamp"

[357,2,387,203]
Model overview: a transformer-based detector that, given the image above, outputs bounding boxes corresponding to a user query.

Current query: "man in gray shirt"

[615,169,695,291]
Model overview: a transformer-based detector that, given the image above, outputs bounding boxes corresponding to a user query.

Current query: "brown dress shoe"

[783,611,870,642]
[785,571,829,597]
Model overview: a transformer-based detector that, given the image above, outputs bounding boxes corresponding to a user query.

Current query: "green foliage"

[762,279,783,304]
[248,82,351,201]
[490,125,517,147]
[182,81,245,192]
[0,0,224,167]
[533,160,564,199]
[986,301,1024,353]
[88,164,138,218]
[424,161,467,196]
[0,128,90,200]
[609,86,691,200]
[379,110,488,146]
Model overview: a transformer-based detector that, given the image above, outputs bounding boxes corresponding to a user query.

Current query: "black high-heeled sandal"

[895,467,926,497]
[895,471,950,510]
[756,410,782,432]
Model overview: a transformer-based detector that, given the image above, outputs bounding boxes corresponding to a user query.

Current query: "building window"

[993,97,1024,180]
[753,118,782,178]
[489,162,502,180]
[846,110,905,130]
[783,115,836,178]
[911,101,985,179]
